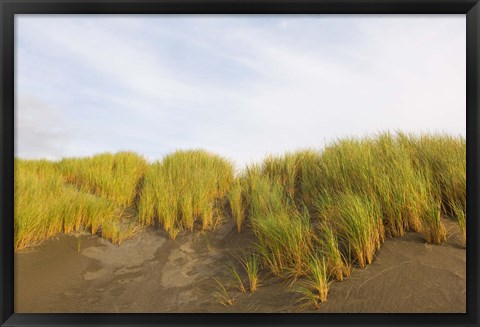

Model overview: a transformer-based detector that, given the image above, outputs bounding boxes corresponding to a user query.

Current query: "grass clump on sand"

[230,132,464,308]
[294,255,329,309]
[228,262,246,293]
[327,192,384,268]
[212,277,234,306]
[236,252,260,293]
[260,150,323,209]
[450,200,466,246]
[316,223,351,281]
[315,135,416,237]
[398,133,466,243]
[58,152,148,207]
[15,159,121,251]
[311,132,463,243]
[14,132,465,308]
[138,150,234,239]
[243,173,315,279]
[101,218,144,245]
[228,180,245,233]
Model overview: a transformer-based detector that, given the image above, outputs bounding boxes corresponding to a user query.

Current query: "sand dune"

[14,218,465,313]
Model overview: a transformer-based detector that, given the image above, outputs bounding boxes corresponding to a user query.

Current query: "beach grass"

[235,252,260,293]
[228,180,245,233]
[293,254,329,309]
[228,261,246,293]
[14,132,465,306]
[244,174,315,279]
[212,277,234,306]
[58,151,148,208]
[328,191,384,268]
[101,219,144,245]
[15,159,121,251]
[138,150,234,238]
[399,133,466,241]
[230,132,465,304]
[316,223,351,281]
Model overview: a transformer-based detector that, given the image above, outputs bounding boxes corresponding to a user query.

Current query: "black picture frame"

[1,0,479,326]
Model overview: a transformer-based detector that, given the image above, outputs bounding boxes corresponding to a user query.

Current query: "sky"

[15,15,466,169]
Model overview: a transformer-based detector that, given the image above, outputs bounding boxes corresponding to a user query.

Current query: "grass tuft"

[212,277,234,306]
[59,152,147,207]
[228,262,246,293]
[228,180,245,233]
[15,128,465,309]
[235,252,260,293]
[138,150,234,238]
[14,159,121,251]
[293,255,329,309]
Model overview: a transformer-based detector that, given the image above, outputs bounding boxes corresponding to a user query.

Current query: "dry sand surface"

[15,219,466,313]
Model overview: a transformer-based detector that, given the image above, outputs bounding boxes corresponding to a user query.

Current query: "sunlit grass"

[329,192,384,268]
[228,180,245,233]
[14,130,465,312]
[450,200,466,246]
[245,175,314,279]
[228,261,246,293]
[15,159,120,251]
[399,133,466,240]
[212,277,234,306]
[138,150,234,238]
[293,255,329,309]
[235,132,464,307]
[235,252,260,293]
[101,219,144,245]
[316,223,351,281]
[58,151,148,207]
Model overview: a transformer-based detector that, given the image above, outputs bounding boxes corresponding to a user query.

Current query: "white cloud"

[15,15,466,168]
[15,95,71,160]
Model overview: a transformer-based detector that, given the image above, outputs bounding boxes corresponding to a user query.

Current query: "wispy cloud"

[15,15,465,167]
[15,95,70,159]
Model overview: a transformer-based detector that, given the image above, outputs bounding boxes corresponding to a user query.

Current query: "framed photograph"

[1,0,479,326]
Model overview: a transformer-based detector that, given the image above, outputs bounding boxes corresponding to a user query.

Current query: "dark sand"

[15,219,465,313]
